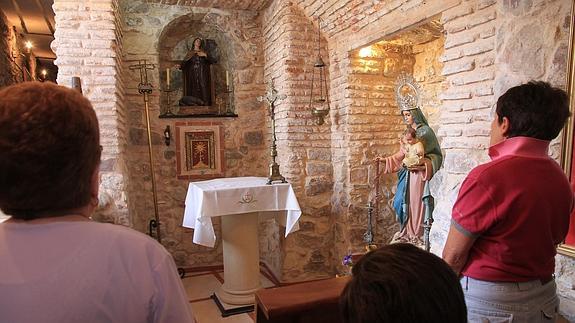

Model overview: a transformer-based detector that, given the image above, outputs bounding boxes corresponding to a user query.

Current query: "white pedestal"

[218,212,262,305]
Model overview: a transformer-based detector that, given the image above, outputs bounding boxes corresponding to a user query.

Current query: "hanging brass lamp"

[309,16,329,125]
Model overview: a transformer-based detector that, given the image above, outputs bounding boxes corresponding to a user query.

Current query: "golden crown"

[395,73,421,111]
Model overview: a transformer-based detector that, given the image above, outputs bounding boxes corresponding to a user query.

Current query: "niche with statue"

[158,19,236,118]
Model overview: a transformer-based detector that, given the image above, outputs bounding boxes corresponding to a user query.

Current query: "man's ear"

[501,116,510,137]
[91,165,100,200]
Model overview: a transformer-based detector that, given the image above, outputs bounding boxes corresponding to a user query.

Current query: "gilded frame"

[175,122,225,180]
[558,5,575,258]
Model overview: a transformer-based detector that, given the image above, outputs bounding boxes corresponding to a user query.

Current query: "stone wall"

[429,0,575,318]
[0,9,38,87]
[0,10,15,87]
[121,1,269,268]
[53,0,130,226]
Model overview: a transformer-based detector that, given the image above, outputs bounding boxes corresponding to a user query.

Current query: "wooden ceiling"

[0,0,55,60]
[0,0,272,63]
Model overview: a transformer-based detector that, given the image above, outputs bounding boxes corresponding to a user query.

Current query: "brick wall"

[345,43,413,252]
[53,0,130,225]
[263,1,335,281]
[263,3,575,317]
[263,0,461,275]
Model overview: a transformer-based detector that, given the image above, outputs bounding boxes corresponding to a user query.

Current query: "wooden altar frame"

[175,122,225,180]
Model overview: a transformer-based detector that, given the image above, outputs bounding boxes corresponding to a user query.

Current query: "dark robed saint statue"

[179,37,215,106]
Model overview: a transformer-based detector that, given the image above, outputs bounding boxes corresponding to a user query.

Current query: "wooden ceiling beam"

[33,0,54,34]
[9,0,28,33]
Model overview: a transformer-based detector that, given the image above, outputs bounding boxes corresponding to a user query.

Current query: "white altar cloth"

[182,177,301,248]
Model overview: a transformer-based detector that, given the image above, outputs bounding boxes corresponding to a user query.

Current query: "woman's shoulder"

[84,222,167,251]
[100,221,159,238]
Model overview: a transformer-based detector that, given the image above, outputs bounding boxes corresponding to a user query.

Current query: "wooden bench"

[255,276,350,323]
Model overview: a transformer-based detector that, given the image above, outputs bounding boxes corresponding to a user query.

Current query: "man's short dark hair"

[496,81,570,140]
[0,82,101,219]
[340,243,467,323]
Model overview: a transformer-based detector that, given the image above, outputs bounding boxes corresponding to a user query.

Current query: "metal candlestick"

[225,87,235,115]
[364,202,374,245]
[160,86,176,117]
[257,80,287,185]
[423,198,434,252]
[128,59,162,243]
[374,158,381,231]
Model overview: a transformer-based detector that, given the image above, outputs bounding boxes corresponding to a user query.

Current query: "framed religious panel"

[175,122,225,180]
[558,12,575,257]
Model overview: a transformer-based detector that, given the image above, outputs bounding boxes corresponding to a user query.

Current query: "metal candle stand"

[129,60,162,243]
[223,87,235,116]
[257,81,287,185]
[160,87,176,117]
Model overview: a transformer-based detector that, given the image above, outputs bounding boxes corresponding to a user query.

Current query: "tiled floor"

[183,270,277,323]
[183,271,573,323]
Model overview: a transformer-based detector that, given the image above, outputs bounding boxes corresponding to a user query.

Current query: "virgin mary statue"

[379,74,443,247]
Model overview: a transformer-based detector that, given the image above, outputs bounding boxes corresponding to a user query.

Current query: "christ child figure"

[401,127,424,168]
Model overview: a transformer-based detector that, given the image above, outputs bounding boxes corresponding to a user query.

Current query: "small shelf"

[159,113,238,119]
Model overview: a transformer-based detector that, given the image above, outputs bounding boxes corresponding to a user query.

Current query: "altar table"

[182,177,302,305]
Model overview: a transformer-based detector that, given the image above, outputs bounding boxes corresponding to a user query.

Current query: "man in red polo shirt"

[442,81,573,322]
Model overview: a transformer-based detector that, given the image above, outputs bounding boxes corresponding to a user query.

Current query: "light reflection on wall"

[358,46,373,58]
[357,46,379,73]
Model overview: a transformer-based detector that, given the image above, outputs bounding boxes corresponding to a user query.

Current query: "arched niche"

[158,13,236,117]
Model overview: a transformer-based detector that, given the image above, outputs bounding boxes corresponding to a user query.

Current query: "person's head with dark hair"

[340,243,467,323]
[492,81,570,145]
[0,81,101,219]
